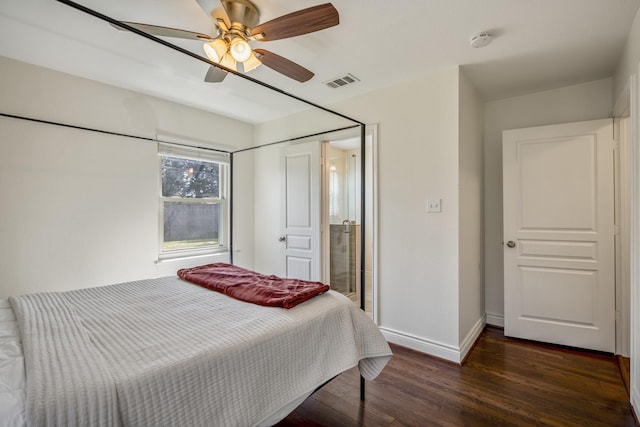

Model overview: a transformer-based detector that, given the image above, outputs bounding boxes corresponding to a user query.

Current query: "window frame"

[157,143,230,260]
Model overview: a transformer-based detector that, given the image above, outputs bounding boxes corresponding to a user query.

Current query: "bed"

[0,266,391,427]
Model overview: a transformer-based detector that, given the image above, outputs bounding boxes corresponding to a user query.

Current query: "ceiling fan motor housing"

[221,0,260,29]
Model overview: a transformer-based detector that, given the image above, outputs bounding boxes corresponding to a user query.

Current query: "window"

[158,143,229,258]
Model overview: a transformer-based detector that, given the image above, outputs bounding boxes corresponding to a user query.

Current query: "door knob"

[506,240,516,248]
[278,236,286,242]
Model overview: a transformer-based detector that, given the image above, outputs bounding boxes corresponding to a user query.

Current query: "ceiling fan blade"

[109,21,214,41]
[204,65,228,82]
[253,49,314,82]
[250,3,339,41]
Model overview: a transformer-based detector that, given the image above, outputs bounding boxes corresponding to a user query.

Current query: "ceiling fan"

[110,0,339,83]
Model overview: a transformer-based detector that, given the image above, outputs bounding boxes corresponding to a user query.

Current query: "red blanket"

[177,263,330,309]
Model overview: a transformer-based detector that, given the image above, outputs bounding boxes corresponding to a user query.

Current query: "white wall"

[458,70,485,352]
[231,150,255,270]
[483,78,613,325]
[0,56,254,297]
[344,68,461,355]
[253,108,358,148]
[256,67,465,359]
[614,9,640,105]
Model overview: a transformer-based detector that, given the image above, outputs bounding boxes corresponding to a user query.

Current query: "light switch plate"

[427,199,441,213]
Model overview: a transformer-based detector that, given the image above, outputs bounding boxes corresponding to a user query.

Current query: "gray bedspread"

[9,276,392,426]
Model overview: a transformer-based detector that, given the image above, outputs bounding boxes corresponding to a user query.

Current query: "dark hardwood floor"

[277,326,635,426]
[619,355,632,397]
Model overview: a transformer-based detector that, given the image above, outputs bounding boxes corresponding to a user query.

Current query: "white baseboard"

[486,312,504,327]
[380,327,461,363]
[381,314,486,364]
[459,314,486,361]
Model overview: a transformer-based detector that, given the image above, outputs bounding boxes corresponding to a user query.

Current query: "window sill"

[156,250,229,263]
[157,246,228,262]
[155,251,230,277]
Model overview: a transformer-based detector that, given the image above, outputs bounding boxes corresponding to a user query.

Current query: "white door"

[503,119,615,352]
[281,141,321,281]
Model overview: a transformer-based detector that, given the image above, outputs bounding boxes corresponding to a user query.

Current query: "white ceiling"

[0,0,638,124]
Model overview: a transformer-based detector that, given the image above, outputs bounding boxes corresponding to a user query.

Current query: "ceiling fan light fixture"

[242,50,262,72]
[220,53,238,70]
[229,38,252,62]
[203,38,228,62]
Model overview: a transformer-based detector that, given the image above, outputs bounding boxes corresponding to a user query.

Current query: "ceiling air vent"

[324,73,360,89]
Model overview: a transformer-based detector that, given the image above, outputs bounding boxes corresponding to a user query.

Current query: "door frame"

[613,68,639,410]
[320,125,379,322]
[613,92,632,357]
[630,68,640,410]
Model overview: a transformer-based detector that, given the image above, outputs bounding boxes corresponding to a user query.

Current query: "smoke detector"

[470,32,493,48]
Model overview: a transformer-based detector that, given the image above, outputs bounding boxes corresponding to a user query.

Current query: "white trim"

[155,251,230,265]
[612,77,632,357]
[631,69,639,414]
[157,154,230,259]
[380,327,461,363]
[614,115,632,357]
[158,141,230,164]
[320,142,330,283]
[382,315,486,364]
[154,251,230,276]
[486,312,505,327]
[368,124,379,324]
[459,314,487,361]
[319,124,379,322]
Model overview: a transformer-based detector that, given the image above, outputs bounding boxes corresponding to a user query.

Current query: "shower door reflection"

[329,221,360,298]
